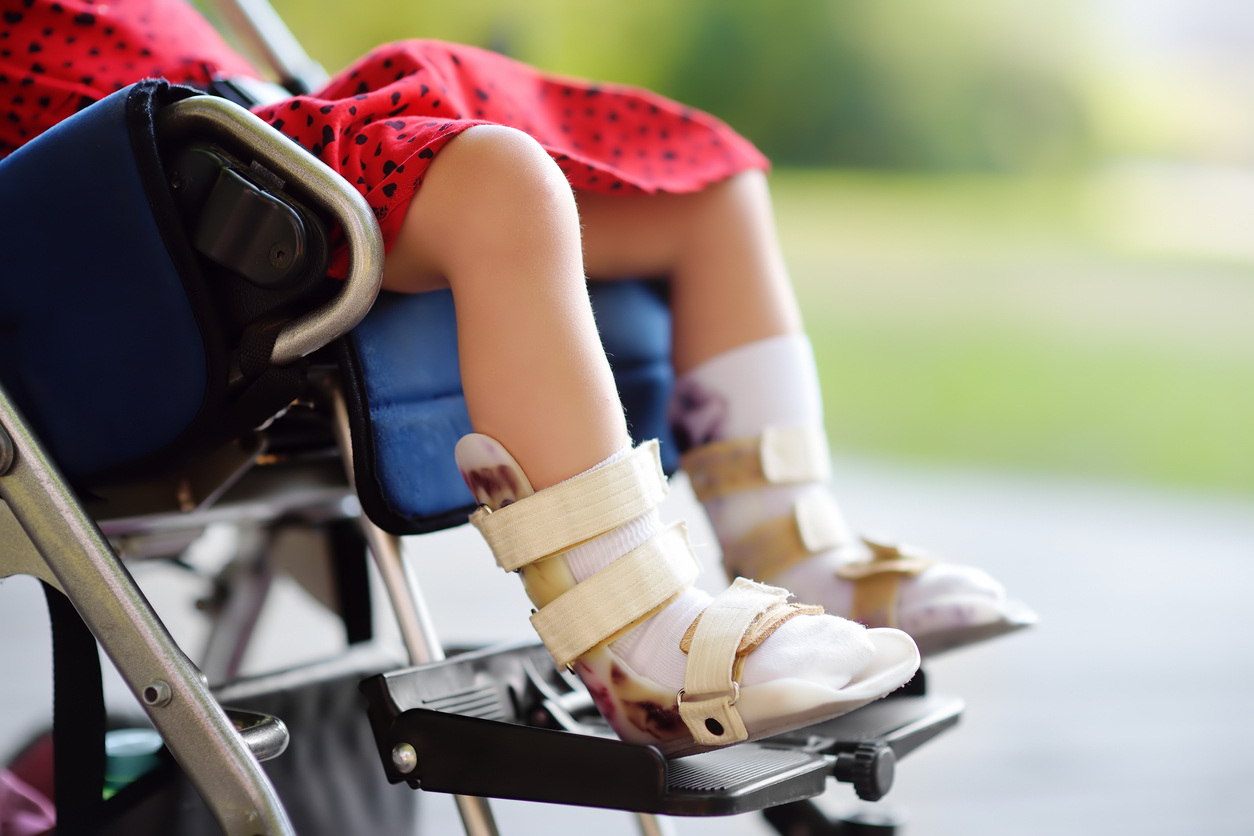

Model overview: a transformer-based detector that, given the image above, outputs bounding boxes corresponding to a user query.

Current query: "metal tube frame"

[156,96,384,367]
[329,387,502,836]
[210,0,329,94]
[147,13,680,834]
[0,88,386,834]
[190,5,652,830]
[199,523,276,686]
[0,385,296,836]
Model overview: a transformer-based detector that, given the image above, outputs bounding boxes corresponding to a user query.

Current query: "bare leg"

[579,173,1023,654]
[383,125,627,489]
[384,161,787,486]
[376,135,916,746]
[576,170,801,373]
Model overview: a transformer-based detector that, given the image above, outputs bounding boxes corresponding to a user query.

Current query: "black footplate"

[359,642,962,816]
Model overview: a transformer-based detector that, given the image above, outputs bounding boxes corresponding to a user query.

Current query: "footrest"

[761,684,964,801]
[358,642,962,816]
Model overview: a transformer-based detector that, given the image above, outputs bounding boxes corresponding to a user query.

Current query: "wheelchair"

[0,3,965,834]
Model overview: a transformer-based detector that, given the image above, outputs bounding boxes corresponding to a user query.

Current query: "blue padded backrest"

[349,281,676,528]
[590,281,676,464]
[0,85,207,480]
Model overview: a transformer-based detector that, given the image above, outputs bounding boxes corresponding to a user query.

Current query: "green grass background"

[771,171,1254,493]
[229,2,1254,495]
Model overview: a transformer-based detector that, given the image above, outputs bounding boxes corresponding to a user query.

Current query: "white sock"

[559,442,875,692]
[672,334,1006,633]
[671,333,831,544]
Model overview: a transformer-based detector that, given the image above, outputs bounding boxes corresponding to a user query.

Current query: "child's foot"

[457,434,919,756]
[683,430,1037,656]
[671,334,1036,656]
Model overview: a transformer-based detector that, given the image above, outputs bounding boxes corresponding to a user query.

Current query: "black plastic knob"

[832,743,895,801]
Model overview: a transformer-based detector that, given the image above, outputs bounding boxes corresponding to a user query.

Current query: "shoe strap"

[835,538,933,628]
[470,440,669,572]
[721,490,852,583]
[681,427,832,503]
[529,522,702,669]
[677,578,819,746]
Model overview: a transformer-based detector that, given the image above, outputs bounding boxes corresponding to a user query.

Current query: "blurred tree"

[654,0,1088,170]
[264,0,1089,172]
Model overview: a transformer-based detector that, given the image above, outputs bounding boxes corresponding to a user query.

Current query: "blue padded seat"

[0,80,680,528]
[342,280,678,535]
[0,82,214,482]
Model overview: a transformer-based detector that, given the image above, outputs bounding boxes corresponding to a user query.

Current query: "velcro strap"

[681,427,832,503]
[680,599,823,657]
[677,578,791,745]
[529,522,700,669]
[722,491,851,582]
[834,538,934,581]
[834,539,933,628]
[761,426,831,484]
[470,440,669,572]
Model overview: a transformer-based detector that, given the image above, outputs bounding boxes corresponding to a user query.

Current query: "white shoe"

[457,434,919,756]
[683,427,1037,657]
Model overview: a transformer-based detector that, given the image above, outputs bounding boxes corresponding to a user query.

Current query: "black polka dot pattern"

[2,3,767,279]
[0,0,255,153]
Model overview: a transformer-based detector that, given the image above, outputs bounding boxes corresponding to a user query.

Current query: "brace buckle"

[676,681,740,708]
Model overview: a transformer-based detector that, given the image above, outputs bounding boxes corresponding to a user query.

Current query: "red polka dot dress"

[0,0,769,274]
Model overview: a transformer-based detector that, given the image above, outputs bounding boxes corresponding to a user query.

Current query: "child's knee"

[430,125,573,222]
[389,125,578,287]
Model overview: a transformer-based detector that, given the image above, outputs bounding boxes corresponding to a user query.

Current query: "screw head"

[391,743,417,774]
[142,680,172,707]
[269,241,292,269]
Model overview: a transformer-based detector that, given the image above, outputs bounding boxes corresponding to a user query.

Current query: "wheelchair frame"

[0,89,384,836]
[0,4,965,835]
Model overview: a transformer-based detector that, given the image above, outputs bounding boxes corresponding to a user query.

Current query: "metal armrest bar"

[210,0,329,94]
[157,96,384,366]
[0,385,296,836]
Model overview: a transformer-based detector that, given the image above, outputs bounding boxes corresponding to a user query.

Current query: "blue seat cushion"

[342,281,676,535]
[0,81,222,483]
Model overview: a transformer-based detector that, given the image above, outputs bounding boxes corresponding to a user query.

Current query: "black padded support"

[327,519,373,645]
[43,583,106,834]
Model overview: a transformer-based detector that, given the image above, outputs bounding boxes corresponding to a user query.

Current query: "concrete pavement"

[2,457,1252,834]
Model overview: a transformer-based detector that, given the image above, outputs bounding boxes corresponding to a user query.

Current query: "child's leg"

[576,171,1031,655]
[384,125,627,489]
[378,127,917,752]
[577,170,800,373]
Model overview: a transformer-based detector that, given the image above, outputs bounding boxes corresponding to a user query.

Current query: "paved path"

[2,458,1252,835]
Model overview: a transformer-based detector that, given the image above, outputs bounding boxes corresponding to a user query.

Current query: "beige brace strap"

[681,427,832,503]
[529,522,701,669]
[721,491,851,583]
[834,538,934,628]
[677,578,793,746]
[680,598,823,684]
[469,440,668,572]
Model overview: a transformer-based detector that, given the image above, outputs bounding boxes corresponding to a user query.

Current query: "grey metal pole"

[330,387,501,836]
[210,0,329,93]
[636,812,678,836]
[0,385,296,836]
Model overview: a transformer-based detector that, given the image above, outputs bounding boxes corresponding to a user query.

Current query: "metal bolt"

[269,242,291,269]
[391,743,417,774]
[0,425,12,476]
[142,679,172,707]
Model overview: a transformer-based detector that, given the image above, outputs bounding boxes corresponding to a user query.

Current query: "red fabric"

[0,0,256,148]
[0,0,768,274]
